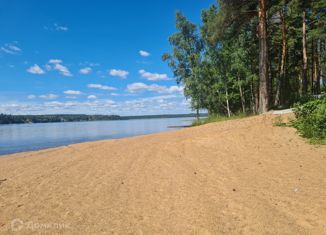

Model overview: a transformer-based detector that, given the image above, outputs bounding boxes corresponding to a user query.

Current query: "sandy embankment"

[0,114,325,234]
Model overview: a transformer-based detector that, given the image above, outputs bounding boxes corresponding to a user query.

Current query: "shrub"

[292,97,326,142]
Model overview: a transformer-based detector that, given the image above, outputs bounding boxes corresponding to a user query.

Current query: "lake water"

[0,117,194,156]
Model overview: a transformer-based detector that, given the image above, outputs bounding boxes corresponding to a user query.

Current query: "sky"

[0,0,215,115]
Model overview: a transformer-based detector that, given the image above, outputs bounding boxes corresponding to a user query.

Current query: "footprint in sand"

[0,178,7,185]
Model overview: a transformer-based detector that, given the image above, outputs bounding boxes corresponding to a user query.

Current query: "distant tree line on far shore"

[0,113,206,125]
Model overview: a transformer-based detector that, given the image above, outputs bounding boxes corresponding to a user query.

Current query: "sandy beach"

[0,114,325,234]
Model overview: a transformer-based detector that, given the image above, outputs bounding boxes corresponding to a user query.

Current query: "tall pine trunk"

[238,76,246,113]
[250,78,257,114]
[258,0,269,113]
[275,8,287,106]
[311,38,315,93]
[196,108,200,121]
[302,10,308,94]
[225,83,231,117]
[313,39,321,94]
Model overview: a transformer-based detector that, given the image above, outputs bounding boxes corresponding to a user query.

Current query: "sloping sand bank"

[0,114,325,234]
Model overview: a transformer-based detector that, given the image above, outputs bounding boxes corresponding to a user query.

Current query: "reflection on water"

[0,117,194,155]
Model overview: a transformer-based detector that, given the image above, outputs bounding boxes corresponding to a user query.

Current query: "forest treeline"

[0,113,205,125]
[0,114,121,124]
[163,0,325,116]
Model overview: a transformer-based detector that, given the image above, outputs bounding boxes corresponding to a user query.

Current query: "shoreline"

[0,125,187,158]
[0,117,195,156]
[1,114,325,234]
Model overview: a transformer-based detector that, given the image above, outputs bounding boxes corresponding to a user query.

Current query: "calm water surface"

[0,117,194,155]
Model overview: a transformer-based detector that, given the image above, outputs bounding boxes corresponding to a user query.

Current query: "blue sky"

[0,0,214,115]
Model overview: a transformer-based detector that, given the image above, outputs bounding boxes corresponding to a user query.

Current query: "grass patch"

[192,113,249,126]
[273,116,288,127]
[309,138,326,145]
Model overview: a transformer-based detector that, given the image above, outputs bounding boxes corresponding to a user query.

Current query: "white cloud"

[54,23,68,32]
[109,69,129,79]
[48,59,62,64]
[45,59,72,76]
[39,94,58,100]
[53,63,72,77]
[127,83,183,94]
[1,42,21,55]
[139,50,150,57]
[89,63,100,67]
[27,95,36,99]
[87,84,117,91]
[0,95,191,115]
[65,96,77,99]
[139,69,170,81]
[140,95,177,102]
[127,83,148,92]
[167,86,184,94]
[121,95,188,114]
[27,64,45,75]
[79,67,92,74]
[63,90,82,95]
[87,95,97,99]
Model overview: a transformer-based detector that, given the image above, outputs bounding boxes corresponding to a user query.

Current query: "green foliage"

[163,0,325,118]
[292,97,326,141]
[162,12,205,112]
[291,95,319,106]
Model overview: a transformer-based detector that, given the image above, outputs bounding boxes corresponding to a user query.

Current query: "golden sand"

[0,114,325,234]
